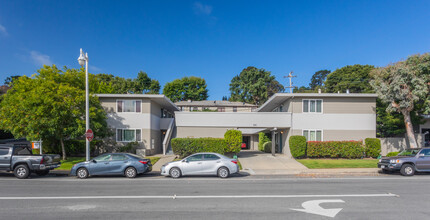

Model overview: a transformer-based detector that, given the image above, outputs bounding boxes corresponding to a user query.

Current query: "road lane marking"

[0,193,397,200]
[291,199,345,218]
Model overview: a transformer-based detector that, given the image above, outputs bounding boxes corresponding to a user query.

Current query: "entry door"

[0,147,11,169]
[242,136,250,150]
[416,149,430,170]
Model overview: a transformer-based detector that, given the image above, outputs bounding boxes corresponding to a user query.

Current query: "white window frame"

[116,99,142,113]
[302,129,323,141]
[302,99,323,113]
[116,128,142,142]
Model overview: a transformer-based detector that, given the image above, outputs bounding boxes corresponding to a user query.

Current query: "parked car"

[161,152,239,178]
[0,143,61,179]
[70,153,152,179]
[378,148,430,176]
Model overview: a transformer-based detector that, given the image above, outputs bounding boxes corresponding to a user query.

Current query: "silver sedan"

[161,153,239,178]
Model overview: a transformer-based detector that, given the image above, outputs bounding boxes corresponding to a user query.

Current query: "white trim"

[116,128,142,142]
[116,99,142,113]
[302,129,323,141]
[302,99,323,114]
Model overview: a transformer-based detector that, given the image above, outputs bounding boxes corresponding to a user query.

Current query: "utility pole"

[283,71,297,93]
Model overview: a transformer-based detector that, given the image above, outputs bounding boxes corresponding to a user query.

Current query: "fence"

[379,133,424,156]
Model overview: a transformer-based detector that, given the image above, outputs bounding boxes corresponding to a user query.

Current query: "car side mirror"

[92,159,97,163]
[182,159,188,163]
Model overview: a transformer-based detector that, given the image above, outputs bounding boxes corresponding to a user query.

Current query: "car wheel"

[77,168,89,179]
[218,166,229,178]
[125,167,137,178]
[35,170,50,176]
[14,164,30,179]
[169,167,181,179]
[400,164,415,176]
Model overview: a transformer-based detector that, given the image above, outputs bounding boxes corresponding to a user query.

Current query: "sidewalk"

[238,151,380,176]
[151,154,176,172]
[238,150,309,175]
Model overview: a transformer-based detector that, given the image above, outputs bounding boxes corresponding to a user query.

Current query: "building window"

[117,129,142,142]
[117,100,141,113]
[303,99,322,113]
[303,129,322,141]
[233,107,237,112]
[217,107,225,112]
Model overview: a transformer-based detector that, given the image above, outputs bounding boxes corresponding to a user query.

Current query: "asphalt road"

[0,172,429,219]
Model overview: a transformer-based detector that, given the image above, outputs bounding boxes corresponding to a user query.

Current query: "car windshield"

[398,149,420,156]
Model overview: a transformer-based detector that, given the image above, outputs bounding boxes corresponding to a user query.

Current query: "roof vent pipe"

[187,100,192,103]
[346,89,350,94]
[318,89,321,94]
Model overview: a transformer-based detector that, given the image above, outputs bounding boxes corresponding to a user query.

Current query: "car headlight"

[379,159,381,162]
[390,159,400,164]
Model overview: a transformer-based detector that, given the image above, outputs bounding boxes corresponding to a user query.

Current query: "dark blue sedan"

[70,153,152,179]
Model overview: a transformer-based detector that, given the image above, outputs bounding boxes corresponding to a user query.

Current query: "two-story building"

[97,93,378,157]
[175,93,377,157]
[97,94,178,156]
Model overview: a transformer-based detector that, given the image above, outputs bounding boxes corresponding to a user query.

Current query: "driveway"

[238,150,308,175]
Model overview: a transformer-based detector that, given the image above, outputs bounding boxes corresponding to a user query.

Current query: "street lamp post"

[78,48,90,162]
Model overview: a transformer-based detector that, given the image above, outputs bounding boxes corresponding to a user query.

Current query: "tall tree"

[229,66,284,105]
[370,53,430,148]
[4,75,21,87]
[0,65,110,159]
[163,76,208,102]
[309,70,331,89]
[325,64,375,93]
[134,71,160,94]
[95,71,160,94]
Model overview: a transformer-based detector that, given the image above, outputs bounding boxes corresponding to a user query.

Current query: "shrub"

[386,151,399,157]
[307,141,364,159]
[258,132,270,152]
[365,138,381,158]
[171,138,225,158]
[289,136,307,158]
[224,130,242,153]
[263,141,272,153]
[118,141,139,153]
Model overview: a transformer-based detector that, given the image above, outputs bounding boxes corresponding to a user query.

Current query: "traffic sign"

[85,129,94,142]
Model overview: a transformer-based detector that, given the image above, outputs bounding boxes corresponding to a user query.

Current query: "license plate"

[381,165,385,168]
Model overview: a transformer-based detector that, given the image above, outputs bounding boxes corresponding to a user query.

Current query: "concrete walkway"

[151,154,176,172]
[238,150,309,175]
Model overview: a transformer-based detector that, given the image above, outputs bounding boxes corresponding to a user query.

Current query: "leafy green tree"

[325,64,375,93]
[309,70,330,90]
[4,75,21,87]
[95,71,160,94]
[293,86,314,93]
[134,71,160,94]
[229,66,284,105]
[370,53,430,148]
[163,76,208,102]
[0,65,110,159]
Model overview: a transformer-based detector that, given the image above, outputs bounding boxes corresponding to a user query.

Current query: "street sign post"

[85,129,94,142]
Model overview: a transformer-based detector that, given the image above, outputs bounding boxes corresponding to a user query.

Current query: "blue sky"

[0,0,429,99]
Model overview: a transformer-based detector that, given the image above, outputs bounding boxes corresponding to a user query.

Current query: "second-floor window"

[303,99,322,113]
[117,100,141,113]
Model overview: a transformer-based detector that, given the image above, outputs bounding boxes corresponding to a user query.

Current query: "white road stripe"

[0,193,398,200]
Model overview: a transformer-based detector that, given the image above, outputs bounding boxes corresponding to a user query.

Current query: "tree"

[309,70,331,89]
[325,65,375,93]
[0,65,110,159]
[370,53,430,148]
[222,96,228,101]
[293,86,313,93]
[134,71,160,94]
[163,76,208,102]
[229,66,284,105]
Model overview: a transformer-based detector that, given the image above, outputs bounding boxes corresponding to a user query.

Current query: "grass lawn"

[55,156,162,171]
[297,159,378,169]
[55,157,86,170]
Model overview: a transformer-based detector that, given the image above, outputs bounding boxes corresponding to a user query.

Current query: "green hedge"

[307,141,364,159]
[171,138,225,158]
[224,130,242,153]
[365,138,381,158]
[258,132,270,152]
[386,151,399,157]
[263,141,272,153]
[289,136,307,158]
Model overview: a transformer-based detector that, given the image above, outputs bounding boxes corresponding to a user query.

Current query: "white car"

[161,152,239,178]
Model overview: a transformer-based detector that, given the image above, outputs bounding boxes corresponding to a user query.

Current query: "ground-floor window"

[302,129,322,141]
[117,129,142,142]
